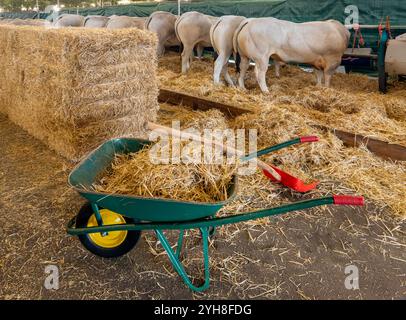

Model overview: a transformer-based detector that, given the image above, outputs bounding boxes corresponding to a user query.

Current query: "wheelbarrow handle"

[242,136,319,161]
[67,195,365,236]
[333,195,365,206]
[300,136,320,143]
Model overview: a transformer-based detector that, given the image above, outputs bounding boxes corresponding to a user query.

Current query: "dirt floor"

[1,113,405,300]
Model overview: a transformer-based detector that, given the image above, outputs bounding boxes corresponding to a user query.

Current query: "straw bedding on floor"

[158,53,406,146]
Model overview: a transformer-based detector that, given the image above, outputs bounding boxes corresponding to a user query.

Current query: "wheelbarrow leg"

[209,214,216,237]
[175,229,185,258]
[90,203,108,237]
[155,228,210,292]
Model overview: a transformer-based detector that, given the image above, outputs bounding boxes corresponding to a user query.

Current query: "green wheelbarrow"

[67,137,364,292]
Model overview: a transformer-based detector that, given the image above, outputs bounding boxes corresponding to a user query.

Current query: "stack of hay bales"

[0,24,159,161]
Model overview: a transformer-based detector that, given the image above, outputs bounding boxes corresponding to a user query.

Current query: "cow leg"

[181,45,193,74]
[222,64,235,87]
[324,61,340,87]
[319,56,341,87]
[324,65,337,87]
[238,56,250,89]
[196,44,204,59]
[315,69,324,87]
[213,53,226,85]
[275,61,281,78]
[324,72,333,88]
[254,64,259,79]
[157,43,165,57]
[255,58,270,94]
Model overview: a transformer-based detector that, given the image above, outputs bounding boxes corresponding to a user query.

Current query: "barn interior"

[0,0,405,300]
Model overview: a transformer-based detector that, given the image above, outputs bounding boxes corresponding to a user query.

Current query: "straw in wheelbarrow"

[93,113,238,203]
[94,143,238,203]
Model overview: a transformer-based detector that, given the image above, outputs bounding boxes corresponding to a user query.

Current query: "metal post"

[178,0,181,17]
[346,24,406,30]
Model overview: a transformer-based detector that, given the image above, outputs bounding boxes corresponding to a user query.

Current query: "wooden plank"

[158,88,250,118]
[158,88,406,161]
[343,48,377,59]
[345,48,372,56]
[315,125,406,162]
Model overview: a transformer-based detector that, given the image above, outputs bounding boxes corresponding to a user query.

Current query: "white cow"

[84,15,109,28]
[233,18,350,93]
[175,11,219,73]
[145,11,180,56]
[53,14,85,27]
[106,16,147,29]
[396,33,406,41]
[210,15,246,86]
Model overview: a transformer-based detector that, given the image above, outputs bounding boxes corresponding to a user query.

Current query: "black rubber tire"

[76,202,141,258]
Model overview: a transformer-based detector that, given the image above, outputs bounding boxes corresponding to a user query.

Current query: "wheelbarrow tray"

[68,138,237,223]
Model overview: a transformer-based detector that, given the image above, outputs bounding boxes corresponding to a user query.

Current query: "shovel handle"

[146,122,282,182]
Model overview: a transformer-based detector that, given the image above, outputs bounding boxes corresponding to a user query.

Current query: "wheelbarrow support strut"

[156,228,211,292]
[67,195,364,292]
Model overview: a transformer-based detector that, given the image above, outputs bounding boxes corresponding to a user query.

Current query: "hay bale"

[0,25,159,161]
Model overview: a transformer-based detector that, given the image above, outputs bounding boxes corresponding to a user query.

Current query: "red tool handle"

[333,195,364,206]
[300,136,319,143]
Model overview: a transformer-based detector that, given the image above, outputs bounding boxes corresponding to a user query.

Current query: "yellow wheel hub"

[87,209,128,249]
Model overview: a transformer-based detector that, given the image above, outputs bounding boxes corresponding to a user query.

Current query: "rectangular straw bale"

[0,25,159,161]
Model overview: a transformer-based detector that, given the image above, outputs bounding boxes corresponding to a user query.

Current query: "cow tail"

[234,52,241,73]
[174,14,184,43]
[233,19,249,73]
[145,13,154,30]
[84,16,91,27]
[53,14,64,25]
[210,17,222,55]
[174,15,184,55]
